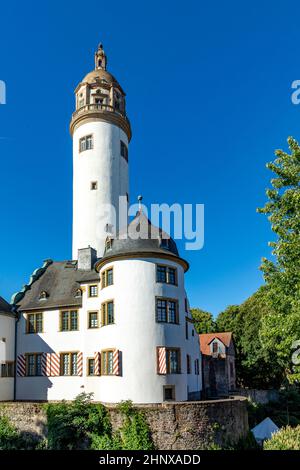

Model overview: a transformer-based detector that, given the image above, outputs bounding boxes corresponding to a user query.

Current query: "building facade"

[199,332,236,398]
[0,297,15,401]
[10,44,202,403]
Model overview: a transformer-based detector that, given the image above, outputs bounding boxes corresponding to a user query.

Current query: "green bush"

[0,415,38,450]
[264,425,300,450]
[116,401,154,450]
[0,416,20,450]
[46,392,112,450]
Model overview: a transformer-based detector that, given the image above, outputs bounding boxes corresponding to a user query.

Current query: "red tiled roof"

[199,332,232,355]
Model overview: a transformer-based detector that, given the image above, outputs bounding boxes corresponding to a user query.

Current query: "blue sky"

[1,0,300,315]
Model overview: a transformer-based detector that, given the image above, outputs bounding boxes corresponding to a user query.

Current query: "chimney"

[77,246,97,270]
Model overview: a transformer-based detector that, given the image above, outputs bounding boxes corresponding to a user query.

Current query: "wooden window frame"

[101,349,114,375]
[88,311,99,329]
[88,284,98,298]
[1,361,15,378]
[86,357,96,376]
[60,310,79,332]
[101,267,114,289]
[163,385,175,401]
[166,348,181,374]
[26,312,43,334]
[101,300,114,326]
[156,264,177,286]
[79,134,93,153]
[156,297,179,325]
[25,353,43,377]
[60,351,79,376]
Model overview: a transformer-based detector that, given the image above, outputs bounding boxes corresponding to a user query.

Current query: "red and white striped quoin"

[77,352,83,376]
[112,349,120,376]
[157,347,167,374]
[17,354,26,377]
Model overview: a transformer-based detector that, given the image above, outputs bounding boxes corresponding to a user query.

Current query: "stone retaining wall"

[0,397,248,449]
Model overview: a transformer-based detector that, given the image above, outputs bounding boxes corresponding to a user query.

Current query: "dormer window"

[39,291,48,301]
[75,288,82,298]
[212,342,218,354]
[105,237,112,251]
[160,237,170,249]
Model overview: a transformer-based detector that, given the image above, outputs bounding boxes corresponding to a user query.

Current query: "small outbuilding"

[199,332,236,398]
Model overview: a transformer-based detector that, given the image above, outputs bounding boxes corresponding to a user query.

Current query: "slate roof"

[16,261,99,312]
[0,296,13,316]
[199,332,233,356]
[98,211,188,269]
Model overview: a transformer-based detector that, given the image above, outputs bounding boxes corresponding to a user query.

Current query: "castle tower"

[70,44,132,259]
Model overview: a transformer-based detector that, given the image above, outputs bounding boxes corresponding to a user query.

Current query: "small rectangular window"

[1,362,14,378]
[87,358,95,376]
[101,267,114,288]
[26,354,42,376]
[60,352,78,376]
[101,350,114,375]
[101,301,114,326]
[120,140,128,162]
[88,311,99,329]
[166,348,181,374]
[91,181,98,190]
[156,265,177,285]
[185,321,189,340]
[26,313,43,334]
[89,285,98,297]
[156,298,179,324]
[187,354,191,374]
[79,135,93,153]
[212,342,218,353]
[163,385,175,401]
[60,311,78,331]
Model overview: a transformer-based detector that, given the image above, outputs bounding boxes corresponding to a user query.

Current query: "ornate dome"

[81,69,119,87]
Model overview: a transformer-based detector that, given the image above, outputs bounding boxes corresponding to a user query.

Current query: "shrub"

[46,392,112,450]
[0,416,20,450]
[116,400,154,450]
[264,425,300,450]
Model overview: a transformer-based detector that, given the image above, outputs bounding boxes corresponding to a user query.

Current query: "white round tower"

[70,44,132,259]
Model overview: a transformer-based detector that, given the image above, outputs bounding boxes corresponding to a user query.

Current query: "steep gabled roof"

[199,332,233,355]
[15,261,99,312]
[0,296,14,316]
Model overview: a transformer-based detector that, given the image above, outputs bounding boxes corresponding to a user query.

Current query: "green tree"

[215,305,239,333]
[190,308,215,334]
[258,137,300,383]
[215,288,285,388]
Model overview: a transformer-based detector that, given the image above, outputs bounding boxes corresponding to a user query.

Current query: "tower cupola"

[70,44,131,140]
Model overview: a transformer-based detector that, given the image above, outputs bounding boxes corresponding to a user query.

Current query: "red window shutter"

[77,352,83,376]
[157,347,167,374]
[112,349,120,376]
[17,354,26,377]
[50,353,60,377]
[94,352,101,376]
